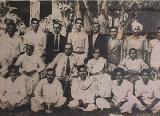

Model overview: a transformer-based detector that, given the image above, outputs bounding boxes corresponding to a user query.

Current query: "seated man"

[110,68,145,114]
[87,48,107,76]
[15,44,45,95]
[0,65,28,110]
[68,65,97,111]
[118,48,148,82]
[135,69,160,113]
[87,48,112,110]
[31,68,67,112]
[47,43,77,100]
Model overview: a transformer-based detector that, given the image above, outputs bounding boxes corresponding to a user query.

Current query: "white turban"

[131,20,143,31]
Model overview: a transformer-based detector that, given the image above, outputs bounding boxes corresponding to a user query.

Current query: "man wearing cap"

[123,20,148,62]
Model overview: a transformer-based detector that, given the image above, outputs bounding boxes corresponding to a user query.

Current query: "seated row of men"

[0,42,157,113]
[0,64,160,114]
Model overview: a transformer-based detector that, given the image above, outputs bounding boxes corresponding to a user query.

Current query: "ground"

[0,107,160,116]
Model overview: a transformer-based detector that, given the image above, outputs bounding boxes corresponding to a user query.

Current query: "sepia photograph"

[0,0,160,116]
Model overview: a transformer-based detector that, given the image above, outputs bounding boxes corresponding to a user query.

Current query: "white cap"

[131,20,143,31]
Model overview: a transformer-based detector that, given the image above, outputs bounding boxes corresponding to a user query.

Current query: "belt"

[73,51,85,54]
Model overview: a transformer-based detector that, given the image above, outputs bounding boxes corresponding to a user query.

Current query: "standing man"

[68,18,88,65]
[46,22,67,64]
[23,18,46,57]
[107,27,122,66]
[0,22,23,76]
[88,22,107,59]
[148,27,160,70]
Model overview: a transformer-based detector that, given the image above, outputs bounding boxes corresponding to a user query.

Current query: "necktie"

[66,57,70,75]
[55,35,58,50]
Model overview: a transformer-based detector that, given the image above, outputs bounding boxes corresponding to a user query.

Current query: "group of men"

[0,15,160,115]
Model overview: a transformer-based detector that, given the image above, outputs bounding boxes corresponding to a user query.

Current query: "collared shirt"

[23,29,46,56]
[87,57,107,75]
[71,76,96,104]
[48,53,77,77]
[4,76,27,106]
[68,30,88,57]
[112,80,133,105]
[0,34,23,68]
[15,53,45,73]
[118,57,148,72]
[135,79,156,104]
[34,78,64,104]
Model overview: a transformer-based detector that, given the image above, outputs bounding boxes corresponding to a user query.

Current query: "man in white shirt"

[118,48,148,82]
[135,69,160,113]
[110,68,145,114]
[23,18,46,57]
[68,65,97,111]
[68,18,88,65]
[15,44,45,95]
[0,22,23,76]
[31,68,66,112]
[148,27,160,70]
[0,65,28,110]
[47,43,77,100]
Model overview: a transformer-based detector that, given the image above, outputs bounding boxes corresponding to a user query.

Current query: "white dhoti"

[31,97,66,112]
[117,95,145,113]
[68,99,97,111]
[26,73,40,95]
[96,98,110,109]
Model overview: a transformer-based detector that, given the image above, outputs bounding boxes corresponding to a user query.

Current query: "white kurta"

[94,73,112,109]
[149,39,160,69]
[68,76,97,111]
[23,29,46,56]
[135,79,160,112]
[87,57,107,75]
[3,76,27,107]
[118,58,148,72]
[15,53,45,94]
[48,53,77,77]
[31,78,66,112]
[112,80,145,113]
[0,34,23,68]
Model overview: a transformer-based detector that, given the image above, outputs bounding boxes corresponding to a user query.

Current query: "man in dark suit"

[46,22,67,64]
[88,22,108,60]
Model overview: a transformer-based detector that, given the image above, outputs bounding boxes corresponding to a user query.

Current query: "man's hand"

[79,100,84,107]
[41,102,48,110]
[50,103,55,110]
[116,101,127,109]
[110,101,115,108]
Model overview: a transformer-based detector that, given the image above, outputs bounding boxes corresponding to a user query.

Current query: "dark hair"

[6,22,17,30]
[129,48,137,53]
[141,69,150,76]
[31,18,39,23]
[109,27,118,32]
[75,18,83,24]
[112,68,125,77]
[53,22,62,28]
[92,22,100,27]
[157,27,160,31]
[92,48,101,54]
[65,43,73,49]
[77,65,87,72]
